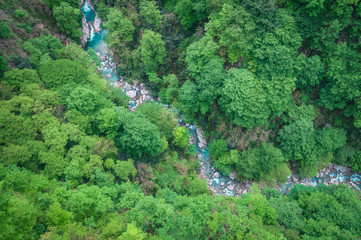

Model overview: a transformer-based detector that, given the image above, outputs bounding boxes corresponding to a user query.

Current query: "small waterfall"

[89,24,95,42]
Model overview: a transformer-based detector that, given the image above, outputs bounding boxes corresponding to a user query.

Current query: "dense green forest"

[1,0,361,239]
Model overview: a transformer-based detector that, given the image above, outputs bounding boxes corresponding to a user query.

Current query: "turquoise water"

[81,0,361,196]
[81,1,119,82]
[187,125,235,196]
[81,0,95,22]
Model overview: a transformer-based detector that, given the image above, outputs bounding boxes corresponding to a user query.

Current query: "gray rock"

[105,73,112,79]
[229,172,237,180]
[123,82,131,91]
[213,172,220,178]
[227,185,234,191]
[126,90,137,98]
[242,190,247,194]
[334,165,348,172]
[141,89,149,95]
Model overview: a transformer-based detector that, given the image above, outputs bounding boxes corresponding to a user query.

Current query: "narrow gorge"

[80,0,361,197]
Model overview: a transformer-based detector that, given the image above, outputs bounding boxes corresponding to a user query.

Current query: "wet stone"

[229,172,237,180]
[213,172,220,178]
[227,185,234,191]
[126,90,137,98]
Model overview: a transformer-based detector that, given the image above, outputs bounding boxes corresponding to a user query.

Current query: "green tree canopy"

[219,68,269,129]
[53,2,82,39]
[39,59,88,89]
[139,30,166,73]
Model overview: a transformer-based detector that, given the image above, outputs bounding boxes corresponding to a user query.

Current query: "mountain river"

[81,0,361,197]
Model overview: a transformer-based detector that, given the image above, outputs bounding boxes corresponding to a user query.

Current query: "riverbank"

[80,1,361,197]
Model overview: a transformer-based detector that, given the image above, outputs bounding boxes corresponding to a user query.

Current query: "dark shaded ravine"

[80,1,361,196]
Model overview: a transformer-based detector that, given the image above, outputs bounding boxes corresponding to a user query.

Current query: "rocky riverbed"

[81,0,361,197]
[187,123,361,196]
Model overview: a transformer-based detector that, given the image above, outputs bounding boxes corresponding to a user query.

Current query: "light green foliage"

[83,154,103,178]
[115,110,165,158]
[105,8,135,50]
[172,126,189,148]
[269,197,303,230]
[40,0,79,8]
[137,102,177,140]
[262,76,296,119]
[65,86,110,116]
[0,20,11,39]
[298,185,361,239]
[100,213,126,239]
[139,30,166,73]
[209,138,228,160]
[14,9,29,19]
[158,74,179,104]
[96,107,121,139]
[0,0,361,239]
[114,159,137,181]
[107,85,130,107]
[105,8,135,42]
[53,2,82,39]
[45,202,74,228]
[237,143,287,181]
[118,222,146,240]
[39,59,88,89]
[206,4,256,63]
[220,68,269,129]
[348,150,361,172]
[127,196,175,233]
[282,101,316,123]
[214,149,239,176]
[319,44,361,111]
[296,54,325,89]
[23,35,63,68]
[57,43,95,68]
[0,50,8,77]
[177,80,199,120]
[187,178,210,196]
[196,58,225,114]
[65,87,99,115]
[185,35,220,78]
[279,120,346,176]
[140,0,163,29]
[242,184,278,225]
[1,195,40,239]
[0,144,32,165]
[279,119,317,165]
[2,68,40,87]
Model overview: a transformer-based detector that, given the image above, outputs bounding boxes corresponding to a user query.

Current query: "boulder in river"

[227,185,234,191]
[123,82,131,91]
[229,172,237,180]
[126,90,137,98]
[213,172,220,178]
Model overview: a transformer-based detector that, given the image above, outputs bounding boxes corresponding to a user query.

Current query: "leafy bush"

[0,21,11,39]
[14,9,29,19]
[39,59,88,89]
